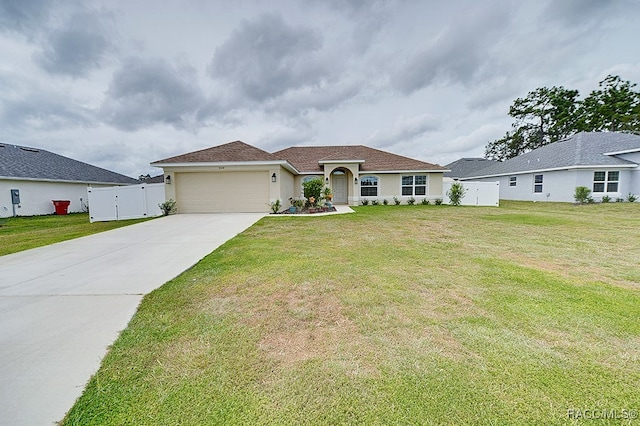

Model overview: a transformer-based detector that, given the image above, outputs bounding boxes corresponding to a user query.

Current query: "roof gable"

[0,143,139,184]
[152,141,279,164]
[466,132,640,178]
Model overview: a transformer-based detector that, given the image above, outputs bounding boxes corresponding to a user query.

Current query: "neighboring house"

[458,132,640,202]
[151,141,447,213]
[444,158,498,181]
[0,143,139,217]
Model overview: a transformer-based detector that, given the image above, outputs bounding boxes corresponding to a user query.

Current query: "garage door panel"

[176,172,269,213]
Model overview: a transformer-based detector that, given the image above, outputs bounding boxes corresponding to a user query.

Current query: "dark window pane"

[534,184,543,193]
[415,186,426,196]
[361,187,377,196]
[594,171,605,181]
[534,174,543,183]
[607,182,618,192]
[415,175,426,185]
[608,171,619,181]
[402,186,413,196]
[593,183,605,192]
[402,176,413,185]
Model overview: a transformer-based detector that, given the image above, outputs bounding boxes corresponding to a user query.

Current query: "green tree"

[485,86,579,161]
[576,75,640,133]
[302,178,323,204]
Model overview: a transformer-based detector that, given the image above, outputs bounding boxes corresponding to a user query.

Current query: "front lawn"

[0,213,151,256]
[62,201,640,425]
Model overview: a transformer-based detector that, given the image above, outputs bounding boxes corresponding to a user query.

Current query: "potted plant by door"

[322,187,333,201]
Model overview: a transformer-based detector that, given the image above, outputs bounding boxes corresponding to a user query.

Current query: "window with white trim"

[360,175,378,197]
[401,175,427,196]
[593,171,619,193]
[533,174,543,193]
[509,176,517,187]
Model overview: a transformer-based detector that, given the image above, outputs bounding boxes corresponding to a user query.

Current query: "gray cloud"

[208,13,325,102]
[368,113,441,147]
[100,57,204,131]
[35,10,116,77]
[392,2,512,94]
[0,0,53,34]
[0,89,94,131]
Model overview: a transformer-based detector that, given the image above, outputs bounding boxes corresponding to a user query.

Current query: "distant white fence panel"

[88,183,165,222]
[443,181,500,206]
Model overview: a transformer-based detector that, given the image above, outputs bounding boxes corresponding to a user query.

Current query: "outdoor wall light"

[165,175,171,184]
[325,177,329,184]
[354,177,358,184]
[271,172,277,182]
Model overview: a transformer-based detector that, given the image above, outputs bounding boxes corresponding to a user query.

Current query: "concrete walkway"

[0,213,264,426]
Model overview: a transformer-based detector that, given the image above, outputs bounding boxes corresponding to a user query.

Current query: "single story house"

[0,143,139,217]
[458,132,640,202]
[151,141,448,213]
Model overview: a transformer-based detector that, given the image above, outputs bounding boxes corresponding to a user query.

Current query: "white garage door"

[176,171,269,213]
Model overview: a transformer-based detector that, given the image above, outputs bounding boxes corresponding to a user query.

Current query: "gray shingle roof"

[464,132,640,179]
[444,158,498,178]
[0,143,139,184]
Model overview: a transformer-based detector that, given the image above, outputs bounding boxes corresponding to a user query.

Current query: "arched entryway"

[331,168,348,204]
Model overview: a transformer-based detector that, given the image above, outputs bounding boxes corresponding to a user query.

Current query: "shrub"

[601,195,611,203]
[574,186,592,204]
[393,196,401,205]
[435,198,443,205]
[159,199,177,216]
[421,198,430,205]
[302,178,324,202]
[270,199,281,214]
[372,199,379,205]
[447,182,467,206]
[407,196,416,205]
[627,193,638,203]
[383,199,389,205]
[361,199,370,206]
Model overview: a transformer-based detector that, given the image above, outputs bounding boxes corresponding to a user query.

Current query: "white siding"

[467,168,640,202]
[0,179,116,217]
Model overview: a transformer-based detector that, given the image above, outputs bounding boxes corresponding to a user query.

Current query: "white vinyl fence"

[88,183,165,222]
[443,181,500,206]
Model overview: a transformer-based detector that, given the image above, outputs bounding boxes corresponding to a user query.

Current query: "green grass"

[0,213,152,256]
[62,201,640,425]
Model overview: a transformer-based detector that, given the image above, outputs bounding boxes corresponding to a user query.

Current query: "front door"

[333,174,347,204]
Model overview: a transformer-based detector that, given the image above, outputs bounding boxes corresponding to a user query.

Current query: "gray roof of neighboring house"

[444,158,498,178]
[463,132,640,179]
[0,143,139,184]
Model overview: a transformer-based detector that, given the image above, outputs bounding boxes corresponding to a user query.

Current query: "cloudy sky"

[1,0,639,178]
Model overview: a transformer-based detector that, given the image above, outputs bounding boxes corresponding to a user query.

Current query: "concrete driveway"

[0,213,264,426]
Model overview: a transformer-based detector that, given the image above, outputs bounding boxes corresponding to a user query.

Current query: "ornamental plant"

[574,186,592,204]
[447,182,467,206]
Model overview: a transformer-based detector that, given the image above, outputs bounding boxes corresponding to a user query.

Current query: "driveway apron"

[0,213,264,426]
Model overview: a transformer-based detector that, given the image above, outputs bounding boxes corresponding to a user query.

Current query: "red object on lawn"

[52,200,71,215]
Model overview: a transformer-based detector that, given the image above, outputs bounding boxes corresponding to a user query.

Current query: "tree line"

[485,75,640,161]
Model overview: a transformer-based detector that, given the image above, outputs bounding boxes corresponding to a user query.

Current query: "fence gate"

[443,181,500,206]
[88,183,165,222]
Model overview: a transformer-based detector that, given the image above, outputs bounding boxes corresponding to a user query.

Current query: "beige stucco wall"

[157,164,445,211]
[158,164,294,213]
[357,172,445,203]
